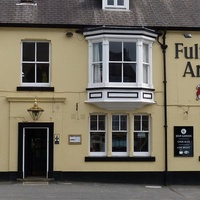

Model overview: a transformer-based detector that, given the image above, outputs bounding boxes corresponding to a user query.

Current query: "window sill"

[17,86,54,92]
[85,156,156,162]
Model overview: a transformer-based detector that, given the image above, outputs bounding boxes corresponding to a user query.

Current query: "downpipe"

[157,31,168,186]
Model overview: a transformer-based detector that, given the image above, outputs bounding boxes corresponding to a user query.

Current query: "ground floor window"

[134,115,150,156]
[89,113,151,157]
[89,115,106,156]
[112,114,128,156]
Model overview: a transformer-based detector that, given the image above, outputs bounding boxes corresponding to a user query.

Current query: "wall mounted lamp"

[66,32,73,37]
[27,99,44,121]
[184,33,192,38]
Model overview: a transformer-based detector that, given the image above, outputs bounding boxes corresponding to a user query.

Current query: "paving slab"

[0,181,199,200]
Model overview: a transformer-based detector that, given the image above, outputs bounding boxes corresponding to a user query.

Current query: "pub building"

[0,0,200,185]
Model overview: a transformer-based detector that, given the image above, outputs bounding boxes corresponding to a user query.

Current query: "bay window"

[90,39,152,87]
[85,28,156,110]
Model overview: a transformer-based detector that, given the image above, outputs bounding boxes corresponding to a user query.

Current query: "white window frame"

[89,114,107,156]
[87,36,154,89]
[21,41,51,87]
[102,0,129,10]
[133,115,150,157]
[111,114,128,156]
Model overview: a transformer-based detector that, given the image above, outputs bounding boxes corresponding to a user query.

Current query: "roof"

[1,0,200,30]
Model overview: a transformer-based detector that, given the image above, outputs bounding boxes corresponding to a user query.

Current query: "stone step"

[17,177,54,184]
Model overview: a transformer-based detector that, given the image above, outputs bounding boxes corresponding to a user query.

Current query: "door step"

[23,181,49,185]
[17,177,54,185]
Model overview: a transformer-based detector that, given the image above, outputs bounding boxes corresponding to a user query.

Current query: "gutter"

[157,31,168,186]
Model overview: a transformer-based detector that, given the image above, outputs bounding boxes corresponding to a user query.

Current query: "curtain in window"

[93,43,102,83]
[143,44,149,84]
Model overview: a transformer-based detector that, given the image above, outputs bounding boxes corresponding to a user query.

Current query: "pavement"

[0,181,199,200]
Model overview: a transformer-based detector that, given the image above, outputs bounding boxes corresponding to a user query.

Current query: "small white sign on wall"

[69,135,81,144]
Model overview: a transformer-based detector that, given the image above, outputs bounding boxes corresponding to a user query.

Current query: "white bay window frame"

[88,36,154,89]
[84,28,156,111]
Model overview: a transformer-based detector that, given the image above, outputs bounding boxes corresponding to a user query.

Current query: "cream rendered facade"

[167,31,200,171]
[0,27,200,184]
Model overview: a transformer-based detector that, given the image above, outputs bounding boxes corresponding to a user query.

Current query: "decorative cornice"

[6,97,66,103]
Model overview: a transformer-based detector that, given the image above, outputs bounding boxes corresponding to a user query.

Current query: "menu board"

[174,126,193,157]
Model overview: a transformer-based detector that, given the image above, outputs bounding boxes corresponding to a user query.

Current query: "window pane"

[120,115,127,130]
[37,64,49,83]
[99,115,105,130]
[142,116,149,131]
[117,0,124,5]
[90,132,105,152]
[112,132,127,152]
[23,42,35,61]
[90,115,97,130]
[124,42,136,61]
[134,132,148,152]
[112,115,119,130]
[109,63,122,82]
[93,42,102,62]
[22,63,35,83]
[107,0,114,5]
[143,64,149,84]
[143,44,149,63]
[109,42,122,61]
[134,116,141,131]
[123,63,136,82]
[93,63,102,83]
[37,43,49,62]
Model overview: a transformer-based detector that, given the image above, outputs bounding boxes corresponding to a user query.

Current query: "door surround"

[18,122,54,179]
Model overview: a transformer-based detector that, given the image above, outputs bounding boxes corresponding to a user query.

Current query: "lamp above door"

[27,99,44,121]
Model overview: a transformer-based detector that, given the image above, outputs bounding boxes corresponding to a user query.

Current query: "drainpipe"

[157,31,168,186]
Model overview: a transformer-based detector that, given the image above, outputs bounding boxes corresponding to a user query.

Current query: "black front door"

[25,128,47,177]
[18,122,54,179]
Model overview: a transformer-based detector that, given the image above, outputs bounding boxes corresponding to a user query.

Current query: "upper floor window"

[84,28,157,110]
[21,41,50,86]
[103,0,129,10]
[88,36,154,88]
[108,0,124,6]
[109,41,136,83]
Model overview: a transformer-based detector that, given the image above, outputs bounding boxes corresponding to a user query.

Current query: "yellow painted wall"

[4,28,199,173]
[166,31,200,171]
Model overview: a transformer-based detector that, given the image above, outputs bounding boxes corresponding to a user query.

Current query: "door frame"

[18,123,54,179]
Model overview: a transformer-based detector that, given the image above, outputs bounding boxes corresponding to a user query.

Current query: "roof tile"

[0,0,200,28]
